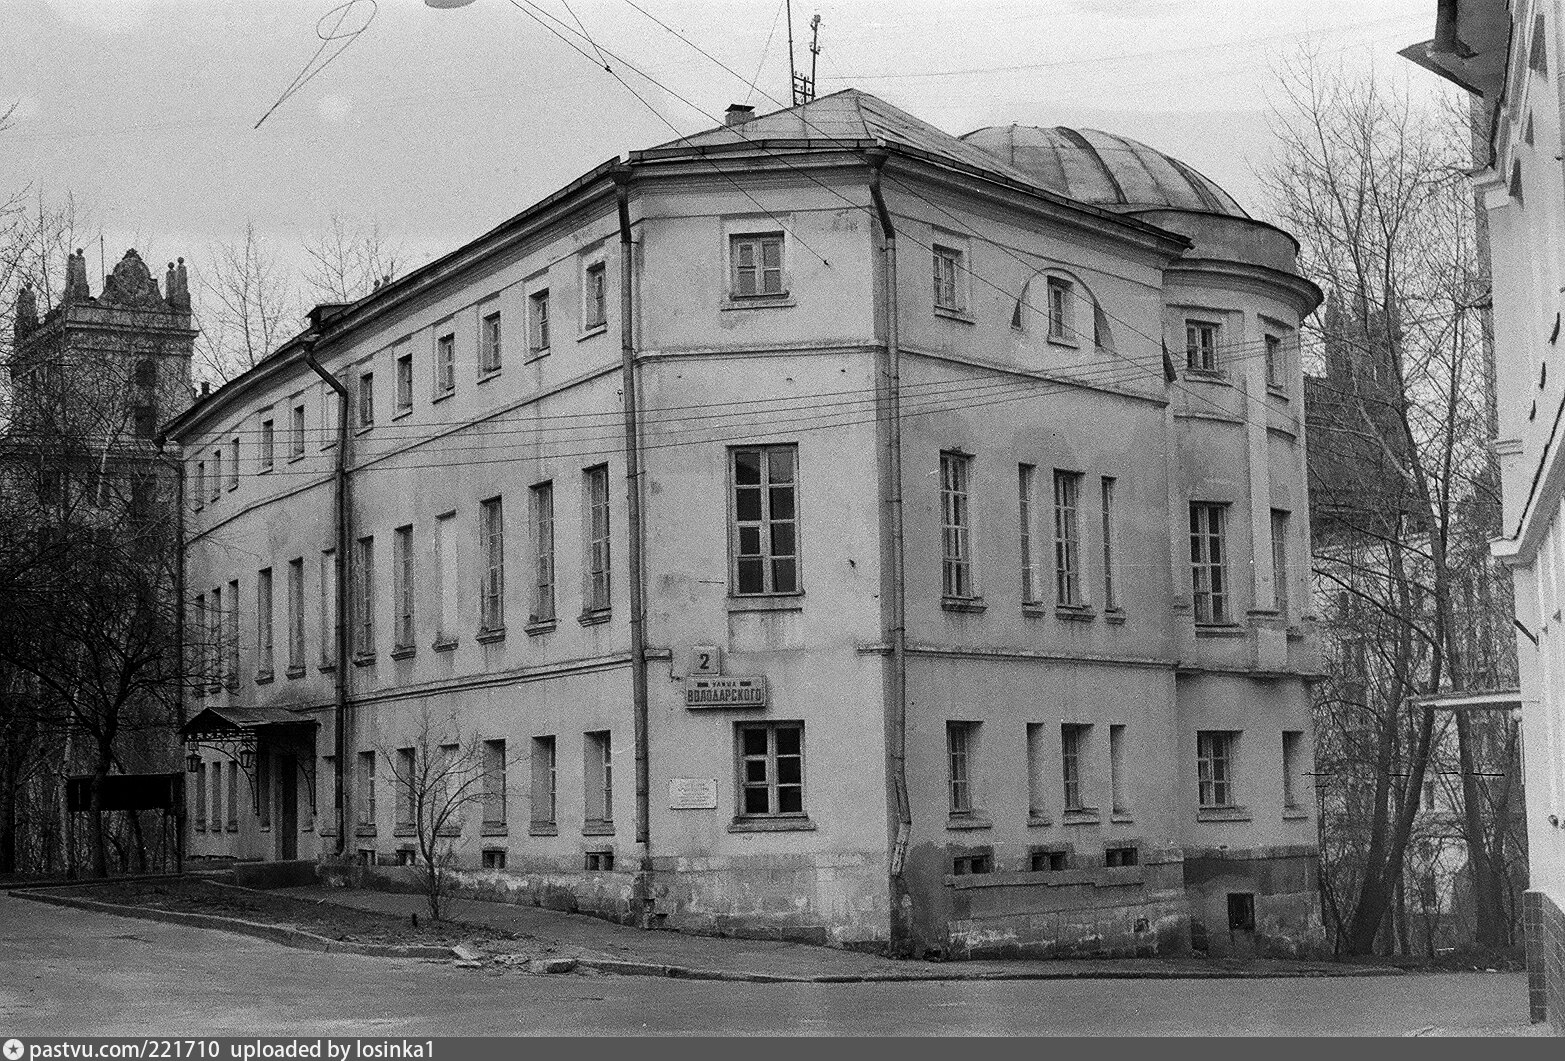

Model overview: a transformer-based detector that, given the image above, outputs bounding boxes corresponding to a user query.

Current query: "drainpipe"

[868,152,912,949]
[614,169,653,918]
[155,435,186,875]
[305,346,351,857]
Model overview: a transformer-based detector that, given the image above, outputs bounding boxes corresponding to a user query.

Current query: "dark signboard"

[67,773,183,812]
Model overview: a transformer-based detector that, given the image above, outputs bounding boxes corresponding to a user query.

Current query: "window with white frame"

[530,736,557,827]
[395,347,413,413]
[1109,723,1127,815]
[211,448,222,502]
[529,290,551,354]
[435,332,455,397]
[530,482,556,623]
[354,535,374,657]
[731,445,799,595]
[392,525,414,650]
[194,461,205,510]
[1053,470,1083,606]
[1019,464,1041,604]
[290,401,306,457]
[584,465,611,614]
[358,750,376,826]
[947,721,979,815]
[584,261,607,330]
[228,438,239,490]
[208,585,222,689]
[192,593,206,692]
[1282,730,1303,811]
[480,305,502,374]
[321,386,338,450]
[256,567,274,676]
[585,730,612,825]
[356,369,374,429]
[1061,723,1091,812]
[932,245,963,312]
[483,739,507,826]
[395,748,415,827]
[1265,333,1285,389]
[1197,730,1238,808]
[730,233,785,298]
[260,416,274,471]
[1185,319,1220,373]
[1046,276,1073,342]
[1100,476,1118,610]
[941,451,974,599]
[1189,502,1230,624]
[1026,723,1047,820]
[480,497,504,632]
[1271,509,1290,615]
[736,721,804,818]
[287,557,305,671]
[225,578,239,689]
[435,512,459,643]
[320,548,337,667]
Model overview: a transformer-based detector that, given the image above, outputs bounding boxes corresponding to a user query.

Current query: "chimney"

[725,104,755,127]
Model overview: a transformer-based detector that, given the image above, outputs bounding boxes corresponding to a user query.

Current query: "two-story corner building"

[1405,0,1565,1032]
[165,89,1322,959]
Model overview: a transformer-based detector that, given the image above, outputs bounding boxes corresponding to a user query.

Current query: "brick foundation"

[1525,889,1565,1032]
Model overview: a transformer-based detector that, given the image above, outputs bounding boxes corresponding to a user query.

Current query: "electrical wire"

[254,1,379,130]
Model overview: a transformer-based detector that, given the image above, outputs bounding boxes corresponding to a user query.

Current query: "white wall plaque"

[668,777,718,810]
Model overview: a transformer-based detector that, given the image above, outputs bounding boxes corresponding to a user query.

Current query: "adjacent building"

[166,90,1323,958]
[1404,0,1565,1031]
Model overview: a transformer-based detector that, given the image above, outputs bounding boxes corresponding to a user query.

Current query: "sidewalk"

[279,884,1401,982]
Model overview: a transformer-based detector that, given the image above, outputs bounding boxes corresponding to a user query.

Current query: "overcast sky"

[2,0,1454,290]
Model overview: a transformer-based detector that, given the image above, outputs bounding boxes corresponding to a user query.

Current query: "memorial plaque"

[668,777,718,810]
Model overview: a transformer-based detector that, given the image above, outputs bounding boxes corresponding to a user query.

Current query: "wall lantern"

[186,750,202,773]
[238,746,256,771]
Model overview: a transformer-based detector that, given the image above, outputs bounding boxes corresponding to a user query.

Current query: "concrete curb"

[9,888,455,960]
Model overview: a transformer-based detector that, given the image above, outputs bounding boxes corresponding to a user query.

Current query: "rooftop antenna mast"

[786,2,820,106]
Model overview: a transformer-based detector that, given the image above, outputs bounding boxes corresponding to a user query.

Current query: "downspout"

[157,435,186,875]
[614,169,653,918]
[305,346,351,857]
[868,152,912,948]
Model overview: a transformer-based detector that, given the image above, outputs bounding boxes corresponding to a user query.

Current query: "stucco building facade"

[168,91,1322,958]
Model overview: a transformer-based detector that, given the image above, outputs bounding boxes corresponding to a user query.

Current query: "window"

[947,721,978,815]
[1105,845,1138,868]
[1031,849,1067,872]
[1019,465,1040,604]
[480,307,502,374]
[932,245,962,312]
[225,579,239,689]
[584,851,614,871]
[1265,334,1284,389]
[435,332,455,397]
[483,739,507,826]
[730,234,784,298]
[322,387,339,450]
[135,358,157,389]
[480,497,505,632]
[1197,730,1238,808]
[1185,320,1220,372]
[228,438,239,490]
[392,525,414,650]
[1026,723,1047,820]
[1283,730,1304,811]
[320,548,337,667]
[290,402,306,457]
[195,761,207,830]
[357,750,376,826]
[287,558,305,671]
[192,593,207,690]
[354,536,374,658]
[227,761,238,829]
[211,449,222,501]
[940,452,974,599]
[1100,477,1118,610]
[395,748,415,828]
[1053,471,1083,606]
[260,418,274,471]
[357,368,378,429]
[731,446,799,595]
[529,290,551,354]
[209,585,222,689]
[951,850,992,875]
[1061,723,1090,812]
[584,261,607,329]
[530,483,556,623]
[194,461,205,510]
[395,348,413,412]
[482,849,507,870]
[530,736,557,827]
[1270,509,1290,615]
[1190,502,1230,624]
[435,512,459,642]
[1046,276,1072,342]
[1109,724,1127,815]
[256,567,274,676]
[584,465,611,614]
[736,721,804,817]
[585,731,612,825]
[132,405,156,439]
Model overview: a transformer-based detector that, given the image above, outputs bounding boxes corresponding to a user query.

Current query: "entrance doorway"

[276,754,298,860]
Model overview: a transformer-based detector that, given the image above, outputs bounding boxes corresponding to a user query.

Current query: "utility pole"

[786,3,820,106]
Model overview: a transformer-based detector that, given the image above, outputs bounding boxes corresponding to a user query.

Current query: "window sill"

[1267,385,1290,401]
[582,820,615,837]
[1056,605,1096,622]
[1184,367,1228,383]
[578,324,608,341]
[391,407,412,422]
[524,619,557,636]
[318,661,336,673]
[946,812,993,831]
[728,816,817,833]
[432,637,458,653]
[1282,807,1310,821]
[390,646,416,661]
[1197,805,1252,822]
[941,597,986,614]
[726,594,804,613]
[1027,814,1054,828]
[528,822,558,837]
[525,348,550,363]
[1194,624,1246,638]
[1062,808,1101,826]
[1045,335,1080,349]
[354,425,374,437]
[436,826,461,838]
[287,453,307,464]
[355,825,378,837]
[254,669,275,685]
[578,610,611,627]
[1111,812,1134,823]
[352,653,376,668]
[1105,611,1127,626]
[431,389,455,405]
[286,665,306,680]
[393,824,416,838]
[481,822,509,837]
[721,295,795,312]
[933,305,976,324]
[258,464,273,475]
[226,824,238,833]
[476,626,506,645]
[477,368,502,384]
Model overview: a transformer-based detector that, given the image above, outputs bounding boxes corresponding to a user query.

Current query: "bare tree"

[1264,54,1520,955]
[192,222,296,386]
[301,214,402,305]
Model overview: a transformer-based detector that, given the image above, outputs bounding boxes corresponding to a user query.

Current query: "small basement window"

[1104,845,1139,868]
[1030,850,1067,872]
[357,848,376,867]
[951,850,993,875]
[585,851,614,872]
[396,848,416,867]
[482,849,507,870]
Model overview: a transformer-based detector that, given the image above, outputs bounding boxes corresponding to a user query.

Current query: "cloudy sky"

[2,0,1453,289]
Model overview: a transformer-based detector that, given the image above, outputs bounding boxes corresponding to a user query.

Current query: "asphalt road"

[0,893,1541,1036]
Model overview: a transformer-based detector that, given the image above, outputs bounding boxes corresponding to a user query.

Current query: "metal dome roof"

[960,125,1249,218]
